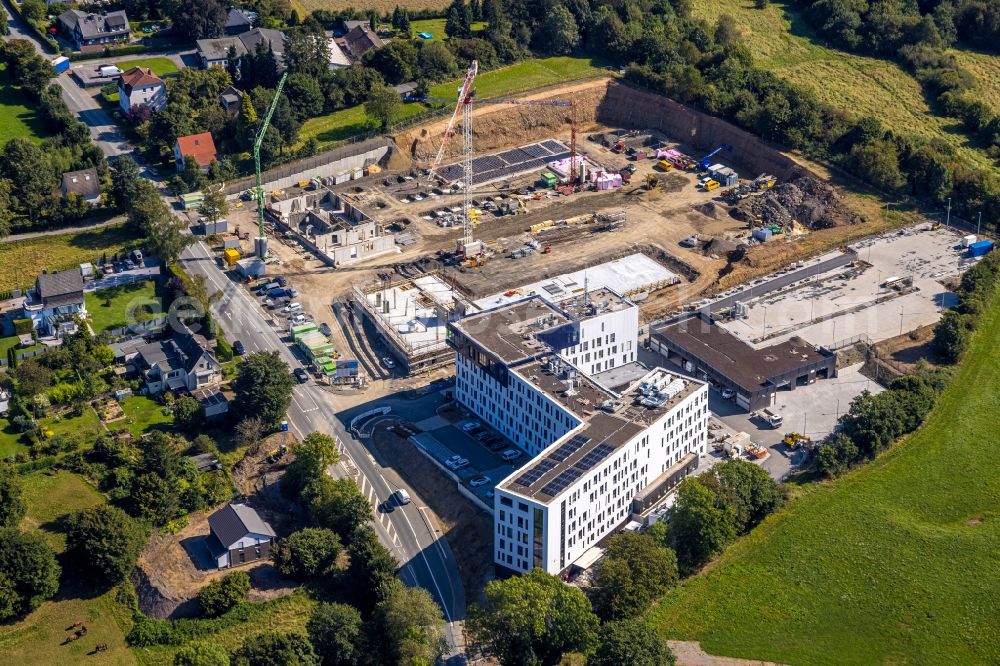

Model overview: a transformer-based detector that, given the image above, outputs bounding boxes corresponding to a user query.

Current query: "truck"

[760,408,783,428]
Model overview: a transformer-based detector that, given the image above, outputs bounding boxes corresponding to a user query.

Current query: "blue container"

[969,240,994,257]
[52,56,70,74]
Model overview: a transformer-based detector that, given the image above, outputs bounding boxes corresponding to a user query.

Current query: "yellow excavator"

[782,432,812,449]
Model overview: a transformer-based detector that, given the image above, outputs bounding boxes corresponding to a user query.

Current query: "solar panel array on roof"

[574,442,615,471]
[436,141,570,185]
[548,434,590,462]
[514,458,557,487]
[540,467,583,497]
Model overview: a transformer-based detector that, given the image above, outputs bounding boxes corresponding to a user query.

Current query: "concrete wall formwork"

[598,82,812,182]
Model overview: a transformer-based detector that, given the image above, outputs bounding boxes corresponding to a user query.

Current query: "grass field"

[690,0,999,169]
[133,593,317,666]
[651,296,1000,663]
[0,417,28,459]
[114,58,179,77]
[299,55,607,147]
[0,224,139,293]
[0,64,49,145]
[85,280,161,336]
[953,49,1000,113]
[1,471,136,665]
[40,406,105,445]
[292,0,449,14]
[119,396,172,438]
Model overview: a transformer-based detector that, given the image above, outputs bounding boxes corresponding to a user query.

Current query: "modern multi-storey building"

[450,292,708,574]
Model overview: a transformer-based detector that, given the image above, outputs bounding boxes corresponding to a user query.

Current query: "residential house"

[192,387,229,420]
[219,85,243,115]
[207,503,276,568]
[60,168,102,206]
[58,9,131,51]
[22,269,86,338]
[326,32,350,69]
[224,8,252,35]
[196,27,285,69]
[134,324,221,394]
[341,19,369,33]
[342,24,384,59]
[174,132,220,172]
[117,66,166,113]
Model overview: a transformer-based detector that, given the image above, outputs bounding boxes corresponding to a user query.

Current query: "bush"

[65,505,147,586]
[231,632,318,666]
[12,318,33,335]
[0,528,60,620]
[198,570,251,618]
[272,528,342,580]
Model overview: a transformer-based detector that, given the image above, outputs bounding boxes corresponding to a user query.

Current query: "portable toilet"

[223,248,240,266]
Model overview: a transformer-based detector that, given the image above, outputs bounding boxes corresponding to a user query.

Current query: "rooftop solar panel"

[514,458,557,487]
[541,140,566,153]
[574,442,615,471]
[540,467,583,497]
[548,434,590,462]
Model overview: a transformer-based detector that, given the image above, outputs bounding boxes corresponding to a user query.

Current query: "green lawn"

[409,18,486,41]
[0,417,28,459]
[299,55,610,148]
[85,279,162,336]
[40,406,105,444]
[115,57,179,77]
[0,223,139,293]
[1,471,136,664]
[690,0,999,170]
[0,64,49,145]
[119,395,173,438]
[651,295,1000,663]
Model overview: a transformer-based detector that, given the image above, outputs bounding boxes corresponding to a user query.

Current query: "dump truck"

[760,408,783,428]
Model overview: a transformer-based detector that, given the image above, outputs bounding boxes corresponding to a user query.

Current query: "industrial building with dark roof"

[651,313,837,412]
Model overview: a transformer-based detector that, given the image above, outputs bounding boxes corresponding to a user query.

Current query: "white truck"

[760,408,783,428]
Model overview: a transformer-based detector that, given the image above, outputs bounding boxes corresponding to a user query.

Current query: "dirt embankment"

[731,176,863,230]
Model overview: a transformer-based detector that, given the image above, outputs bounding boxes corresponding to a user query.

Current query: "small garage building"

[208,503,276,569]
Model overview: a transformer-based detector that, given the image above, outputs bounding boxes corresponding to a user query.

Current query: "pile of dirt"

[732,176,863,230]
[694,201,723,219]
[703,236,739,258]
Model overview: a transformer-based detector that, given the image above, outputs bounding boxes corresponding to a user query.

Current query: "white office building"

[450,293,708,574]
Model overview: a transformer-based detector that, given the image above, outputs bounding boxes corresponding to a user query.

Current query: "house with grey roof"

[224,8,253,35]
[207,503,276,568]
[60,168,102,206]
[58,9,131,51]
[196,27,285,69]
[134,324,221,394]
[219,85,244,115]
[22,269,86,337]
[342,24,384,59]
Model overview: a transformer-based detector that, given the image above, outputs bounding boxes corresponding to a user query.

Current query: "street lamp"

[945,197,951,227]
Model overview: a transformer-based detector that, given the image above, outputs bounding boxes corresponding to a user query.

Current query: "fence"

[104,314,168,339]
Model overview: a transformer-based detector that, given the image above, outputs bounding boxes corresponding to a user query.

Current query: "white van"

[282,302,302,313]
[393,489,411,505]
[500,449,521,462]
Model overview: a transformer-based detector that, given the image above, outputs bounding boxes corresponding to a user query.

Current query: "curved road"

[178,241,467,661]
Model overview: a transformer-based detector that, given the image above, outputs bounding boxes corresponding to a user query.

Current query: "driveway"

[85,265,160,292]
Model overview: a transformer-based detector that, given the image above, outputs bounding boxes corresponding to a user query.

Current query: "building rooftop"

[35,270,84,308]
[118,66,163,95]
[450,297,573,365]
[61,168,101,198]
[176,132,219,167]
[653,314,828,392]
[358,274,457,356]
[500,366,703,502]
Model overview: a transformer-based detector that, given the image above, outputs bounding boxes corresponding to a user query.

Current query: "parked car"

[282,302,302,314]
[445,454,463,465]
[381,356,396,369]
[232,340,245,355]
[275,276,287,287]
[473,430,492,441]
[451,458,469,470]
[488,440,506,452]
[445,456,468,470]
[721,388,735,399]
[481,433,502,444]
[294,368,309,383]
[470,475,491,488]
[461,421,482,433]
[500,449,521,462]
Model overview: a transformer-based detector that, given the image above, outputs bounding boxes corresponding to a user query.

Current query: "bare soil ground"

[369,422,493,600]
[865,323,940,381]
[667,641,787,666]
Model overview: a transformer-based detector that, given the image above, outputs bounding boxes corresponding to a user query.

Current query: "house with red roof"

[174,132,220,172]
[117,66,166,113]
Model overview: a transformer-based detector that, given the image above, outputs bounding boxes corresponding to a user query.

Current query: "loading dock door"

[736,393,750,410]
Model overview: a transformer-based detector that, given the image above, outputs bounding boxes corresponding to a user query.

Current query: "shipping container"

[52,56,70,74]
[968,240,994,257]
[223,248,240,266]
[961,234,977,247]
[752,228,772,243]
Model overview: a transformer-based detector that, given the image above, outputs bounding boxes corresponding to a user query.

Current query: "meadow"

[114,58,180,77]
[0,64,49,145]
[84,280,162,336]
[292,0,450,14]
[651,292,1000,663]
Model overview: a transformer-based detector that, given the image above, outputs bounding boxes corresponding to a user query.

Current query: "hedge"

[68,44,148,61]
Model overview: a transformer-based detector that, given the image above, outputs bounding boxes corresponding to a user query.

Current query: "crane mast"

[253,71,288,259]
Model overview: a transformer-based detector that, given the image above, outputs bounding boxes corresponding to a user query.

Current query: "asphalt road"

[178,241,467,660]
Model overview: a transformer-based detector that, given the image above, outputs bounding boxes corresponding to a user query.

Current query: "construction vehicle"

[263,444,288,464]
[759,408,783,428]
[645,174,659,190]
[753,173,777,189]
[656,159,673,171]
[704,180,720,191]
[782,432,813,449]
[698,144,733,170]
[611,141,625,154]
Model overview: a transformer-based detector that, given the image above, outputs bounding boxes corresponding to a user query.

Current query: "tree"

[849,139,906,190]
[232,351,295,427]
[0,138,55,220]
[591,619,676,666]
[540,6,580,55]
[445,0,473,38]
[418,41,456,80]
[166,0,227,39]
[11,358,52,397]
[373,582,447,666]
[932,309,969,363]
[133,472,180,525]
[0,528,60,620]
[838,390,907,456]
[590,531,678,620]
[174,641,231,666]
[283,432,340,498]
[173,395,204,432]
[346,527,399,613]
[286,73,325,121]
[664,477,738,575]
[0,464,26,529]
[306,477,371,538]
[272,528,342,580]
[365,84,403,131]
[235,416,266,450]
[110,156,143,208]
[285,28,331,78]
[307,602,364,666]
[20,0,45,24]
[199,570,251,617]
[65,505,147,586]
[710,458,782,533]
[236,92,259,150]
[364,40,418,85]
[467,568,599,666]
[200,187,229,224]
[232,633,318,666]
[0,178,12,239]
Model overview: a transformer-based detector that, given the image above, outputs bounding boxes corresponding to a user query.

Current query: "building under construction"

[352,273,466,374]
